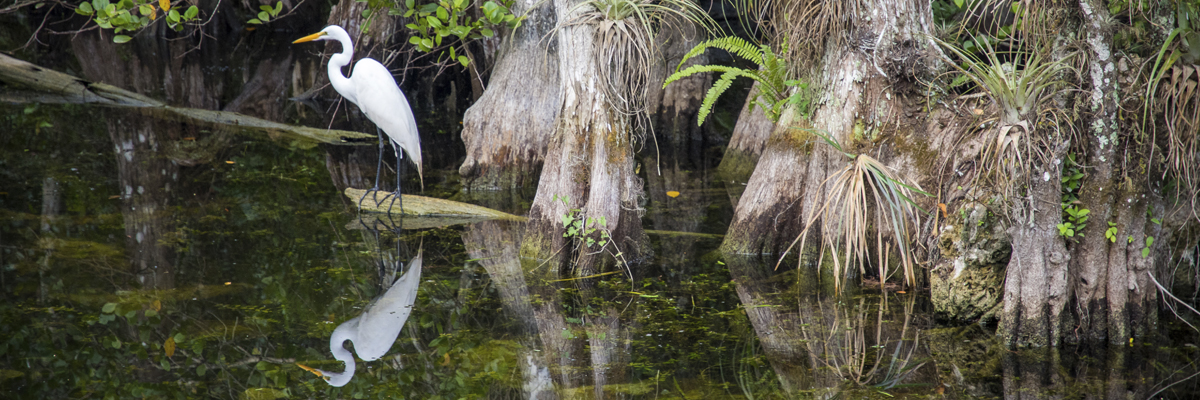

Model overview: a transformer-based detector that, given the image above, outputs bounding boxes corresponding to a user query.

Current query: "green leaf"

[427,15,442,28]
[954,0,964,7]
[273,1,283,15]
[113,35,132,43]
[167,8,179,22]
[697,71,739,125]
[436,6,448,21]
[248,18,262,24]
[77,2,94,15]
[458,56,469,67]
[258,11,269,22]
[196,364,208,377]
[409,36,422,45]
[145,309,158,318]
[184,5,198,19]
[480,28,494,37]
[102,302,117,313]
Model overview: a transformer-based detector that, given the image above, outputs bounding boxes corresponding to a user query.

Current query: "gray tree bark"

[458,0,560,190]
[717,81,774,188]
[720,0,934,258]
[1067,0,1162,345]
[522,0,648,274]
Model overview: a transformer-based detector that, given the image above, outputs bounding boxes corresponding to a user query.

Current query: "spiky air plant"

[780,129,929,292]
[733,0,865,70]
[562,0,714,119]
[1159,65,1200,193]
[1146,1,1200,204]
[933,35,1071,175]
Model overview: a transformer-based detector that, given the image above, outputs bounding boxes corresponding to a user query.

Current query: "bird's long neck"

[324,323,357,387]
[328,39,358,105]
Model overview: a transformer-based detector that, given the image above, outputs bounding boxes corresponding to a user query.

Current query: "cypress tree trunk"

[522,0,649,273]
[1068,0,1162,345]
[644,18,714,170]
[717,81,774,186]
[720,0,934,257]
[459,0,560,190]
[997,161,1070,347]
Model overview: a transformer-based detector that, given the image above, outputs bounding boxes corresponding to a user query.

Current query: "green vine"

[1057,153,1089,239]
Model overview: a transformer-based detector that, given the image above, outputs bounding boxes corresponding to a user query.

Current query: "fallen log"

[0,53,373,144]
[345,188,525,221]
[345,188,724,239]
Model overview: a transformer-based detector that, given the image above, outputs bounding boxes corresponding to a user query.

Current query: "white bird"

[293,25,423,213]
[297,249,423,387]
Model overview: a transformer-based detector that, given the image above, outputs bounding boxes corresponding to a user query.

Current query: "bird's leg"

[359,127,388,208]
[386,144,405,215]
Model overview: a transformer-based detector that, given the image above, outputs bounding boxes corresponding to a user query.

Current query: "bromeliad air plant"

[933,35,1070,170]
[780,129,929,292]
[564,0,715,117]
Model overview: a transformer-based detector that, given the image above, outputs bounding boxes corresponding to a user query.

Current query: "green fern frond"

[697,71,740,126]
[667,36,804,126]
[677,36,764,69]
[663,64,742,88]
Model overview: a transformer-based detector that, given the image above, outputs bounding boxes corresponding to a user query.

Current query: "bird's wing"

[351,59,422,172]
[353,250,423,360]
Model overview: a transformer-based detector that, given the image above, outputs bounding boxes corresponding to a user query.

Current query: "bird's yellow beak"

[296,363,327,379]
[292,32,326,44]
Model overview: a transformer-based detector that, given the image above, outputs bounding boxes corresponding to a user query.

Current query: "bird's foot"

[358,187,383,209]
[385,190,404,216]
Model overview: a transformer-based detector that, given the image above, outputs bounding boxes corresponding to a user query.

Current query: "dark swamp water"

[3,15,1200,400]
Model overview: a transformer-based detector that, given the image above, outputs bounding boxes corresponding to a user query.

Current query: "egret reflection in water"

[298,218,423,387]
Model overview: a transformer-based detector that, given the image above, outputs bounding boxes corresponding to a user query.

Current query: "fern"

[698,70,742,126]
[664,36,803,126]
[664,64,741,88]
[677,36,763,69]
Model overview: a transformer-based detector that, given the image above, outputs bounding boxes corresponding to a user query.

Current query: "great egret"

[296,248,423,387]
[293,25,423,213]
